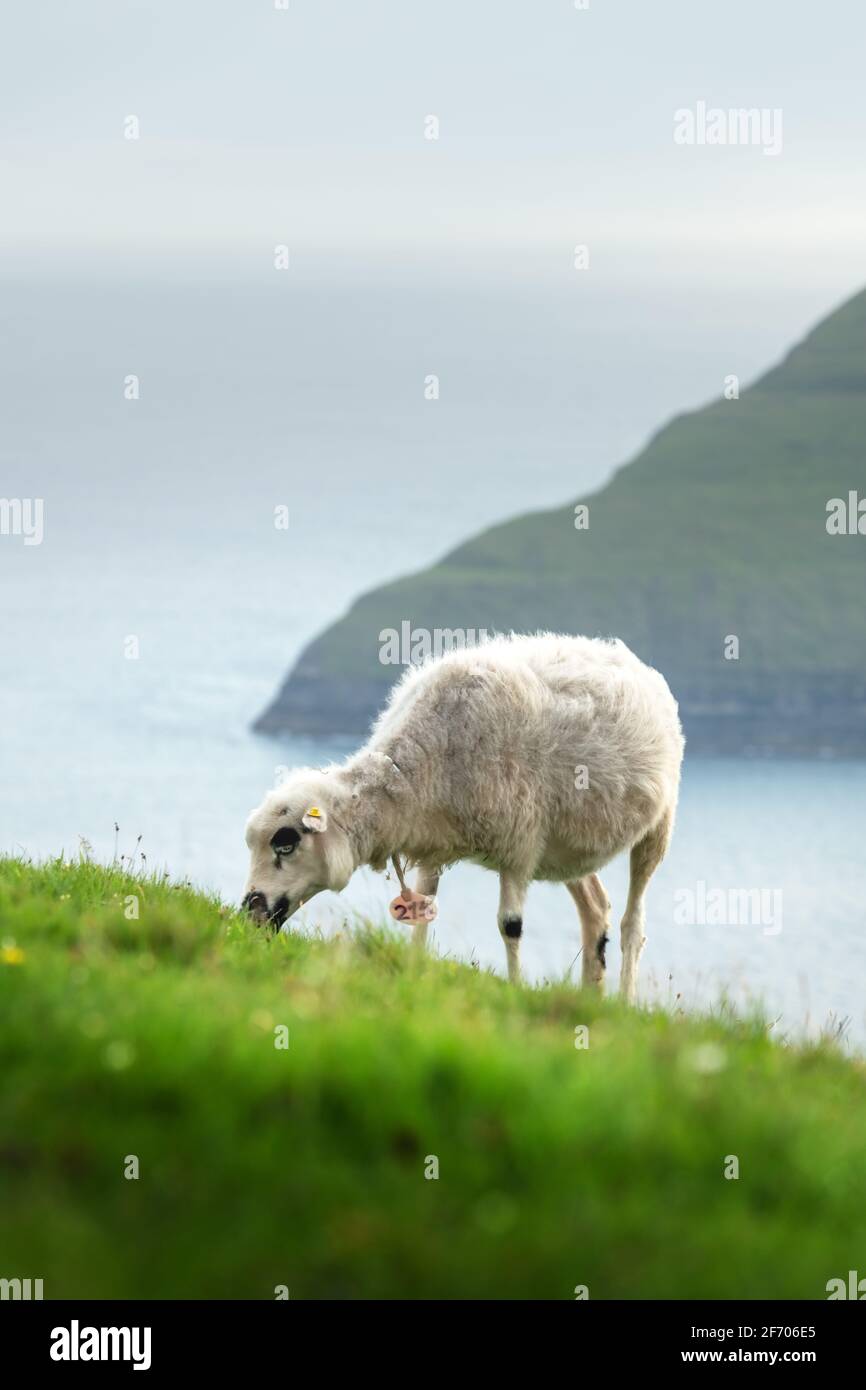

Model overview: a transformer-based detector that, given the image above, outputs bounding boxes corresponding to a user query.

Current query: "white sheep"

[243,633,684,1000]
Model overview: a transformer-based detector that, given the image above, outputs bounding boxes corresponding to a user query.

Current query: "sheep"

[243,633,685,1000]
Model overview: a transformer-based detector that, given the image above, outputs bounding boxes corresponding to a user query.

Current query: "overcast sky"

[2,0,865,293]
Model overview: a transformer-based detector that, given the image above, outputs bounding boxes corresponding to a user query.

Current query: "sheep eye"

[270,826,300,856]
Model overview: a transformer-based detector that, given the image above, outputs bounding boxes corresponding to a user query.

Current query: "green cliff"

[256,289,866,753]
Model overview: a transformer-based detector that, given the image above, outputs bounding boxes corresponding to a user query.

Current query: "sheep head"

[242,771,354,930]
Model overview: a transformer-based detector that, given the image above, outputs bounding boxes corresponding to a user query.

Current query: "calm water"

[2,275,864,1046]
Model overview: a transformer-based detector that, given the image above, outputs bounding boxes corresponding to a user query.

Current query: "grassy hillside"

[256,288,866,750]
[2,855,865,1299]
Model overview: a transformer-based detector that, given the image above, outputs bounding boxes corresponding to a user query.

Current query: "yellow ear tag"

[307,807,321,818]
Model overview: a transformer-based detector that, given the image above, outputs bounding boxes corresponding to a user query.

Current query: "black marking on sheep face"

[269,895,291,930]
[270,826,300,856]
[597,931,609,967]
[503,916,523,939]
[242,890,293,933]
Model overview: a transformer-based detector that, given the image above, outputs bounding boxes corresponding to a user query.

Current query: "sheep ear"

[302,806,327,833]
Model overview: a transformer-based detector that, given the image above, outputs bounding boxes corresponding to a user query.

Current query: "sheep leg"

[566,873,611,990]
[497,874,527,984]
[411,866,440,950]
[620,809,673,1004]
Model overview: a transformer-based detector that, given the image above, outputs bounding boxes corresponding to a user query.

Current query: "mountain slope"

[256,289,866,752]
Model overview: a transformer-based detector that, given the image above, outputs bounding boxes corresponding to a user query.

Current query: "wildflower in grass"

[1,942,25,965]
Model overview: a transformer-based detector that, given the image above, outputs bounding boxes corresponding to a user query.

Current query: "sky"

[3,0,866,642]
[1,0,865,294]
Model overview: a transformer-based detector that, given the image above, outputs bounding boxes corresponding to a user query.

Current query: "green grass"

[2,854,865,1299]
